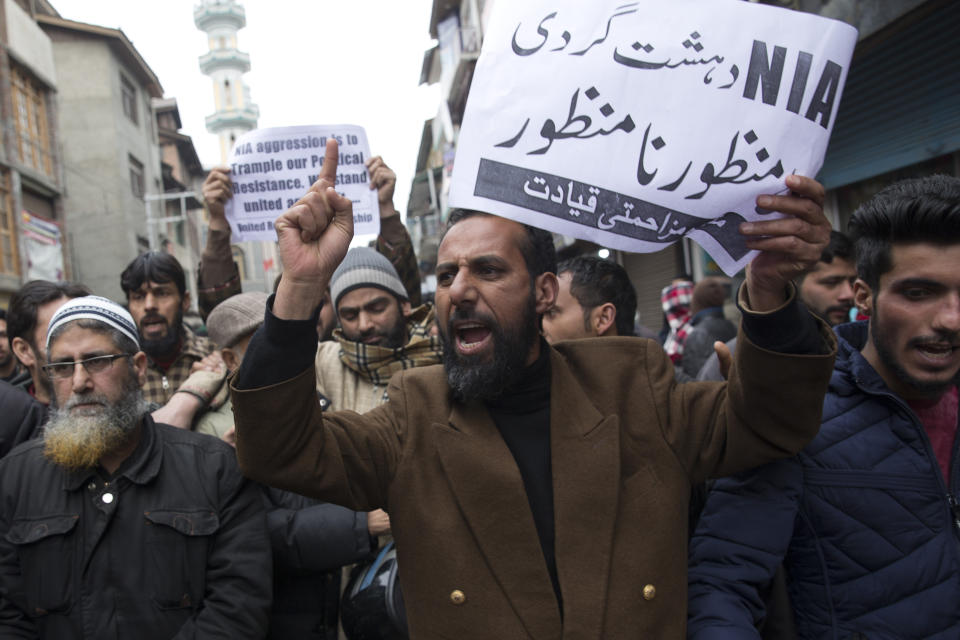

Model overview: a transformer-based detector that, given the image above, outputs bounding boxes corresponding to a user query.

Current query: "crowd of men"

[0,132,958,639]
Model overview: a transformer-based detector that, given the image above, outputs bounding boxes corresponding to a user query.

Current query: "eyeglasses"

[42,354,131,379]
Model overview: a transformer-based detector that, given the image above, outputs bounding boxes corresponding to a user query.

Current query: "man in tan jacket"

[232,141,837,638]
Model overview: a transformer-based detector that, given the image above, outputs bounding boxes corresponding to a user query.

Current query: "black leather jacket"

[0,417,271,639]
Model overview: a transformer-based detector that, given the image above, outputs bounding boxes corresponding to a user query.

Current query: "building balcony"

[194,1,246,31]
[198,49,251,74]
[205,105,259,131]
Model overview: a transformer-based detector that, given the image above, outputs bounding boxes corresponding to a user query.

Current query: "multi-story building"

[413,0,960,333]
[35,12,194,302]
[0,0,66,306]
[408,0,490,293]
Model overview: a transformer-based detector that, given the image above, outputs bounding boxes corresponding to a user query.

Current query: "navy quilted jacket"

[688,321,960,640]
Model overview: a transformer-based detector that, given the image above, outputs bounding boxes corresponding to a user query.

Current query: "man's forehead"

[337,287,396,309]
[49,323,113,356]
[438,215,526,262]
[134,280,176,291]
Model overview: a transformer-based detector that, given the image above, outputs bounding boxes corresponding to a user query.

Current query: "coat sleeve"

[687,458,803,639]
[647,318,834,483]
[232,366,405,513]
[173,459,272,640]
[264,488,373,573]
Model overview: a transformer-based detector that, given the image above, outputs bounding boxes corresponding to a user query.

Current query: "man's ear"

[401,300,412,317]
[221,347,239,372]
[853,278,873,317]
[132,351,148,387]
[592,303,617,337]
[534,273,559,315]
[181,291,191,313]
[11,337,36,369]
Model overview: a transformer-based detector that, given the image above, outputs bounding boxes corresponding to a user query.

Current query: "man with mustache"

[0,295,271,638]
[230,141,836,638]
[120,251,217,406]
[696,230,856,381]
[688,175,960,639]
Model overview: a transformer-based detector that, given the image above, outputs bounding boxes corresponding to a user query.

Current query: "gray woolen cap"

[206,291,269,348]
[330,247,408,308]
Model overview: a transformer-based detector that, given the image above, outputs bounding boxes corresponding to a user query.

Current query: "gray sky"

[49,0,440,219]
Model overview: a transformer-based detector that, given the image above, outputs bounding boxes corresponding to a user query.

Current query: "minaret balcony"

[194,2,246,31]
[205,105,260,131]
[199,49,251,74]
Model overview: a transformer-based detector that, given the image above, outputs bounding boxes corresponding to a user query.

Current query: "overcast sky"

[48,0,440,219]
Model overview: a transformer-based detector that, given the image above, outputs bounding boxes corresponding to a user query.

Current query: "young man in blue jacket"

[687,174,960,639]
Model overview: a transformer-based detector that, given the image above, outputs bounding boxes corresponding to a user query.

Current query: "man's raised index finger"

[320,138,339,185]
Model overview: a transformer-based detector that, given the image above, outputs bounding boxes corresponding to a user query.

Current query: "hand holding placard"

[741,174,829,311]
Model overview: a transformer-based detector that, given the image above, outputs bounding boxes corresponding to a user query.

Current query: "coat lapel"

[435,400,562,640]
[549,349,620,639]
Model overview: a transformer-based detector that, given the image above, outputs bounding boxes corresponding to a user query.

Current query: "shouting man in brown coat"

[232,141,837,639]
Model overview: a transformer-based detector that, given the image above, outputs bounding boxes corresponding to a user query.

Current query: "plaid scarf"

[661,281,694,364]
[337,304,443,387]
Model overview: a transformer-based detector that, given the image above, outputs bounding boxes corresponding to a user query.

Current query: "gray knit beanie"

[330,247,408,308]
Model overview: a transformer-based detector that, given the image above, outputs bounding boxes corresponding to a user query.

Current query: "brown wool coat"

[233,328,836,639]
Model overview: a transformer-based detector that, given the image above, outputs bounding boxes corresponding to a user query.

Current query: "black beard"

[871,306,960,398]
[140,311,184,359]
[352,317,408,351]
[439,292,538,403]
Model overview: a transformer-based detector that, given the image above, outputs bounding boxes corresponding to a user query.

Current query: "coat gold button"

[450,589,466,605]
[642,584,656,600]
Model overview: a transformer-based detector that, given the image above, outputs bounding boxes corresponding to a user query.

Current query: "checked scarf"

[336,304,443,389]
[661,281,694,364]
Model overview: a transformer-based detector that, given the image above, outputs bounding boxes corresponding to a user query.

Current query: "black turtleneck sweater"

[484,343,560,608]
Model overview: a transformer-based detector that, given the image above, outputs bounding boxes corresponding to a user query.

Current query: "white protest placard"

[449,0,858,275]
[225,125,379,242]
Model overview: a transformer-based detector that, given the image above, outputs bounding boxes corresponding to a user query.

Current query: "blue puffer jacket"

[688,321,960,640]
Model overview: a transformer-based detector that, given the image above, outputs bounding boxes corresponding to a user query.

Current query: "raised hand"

[741,175,830,311]
[366,155,397,218]
[202,167,233,232]
[273,139,354,320]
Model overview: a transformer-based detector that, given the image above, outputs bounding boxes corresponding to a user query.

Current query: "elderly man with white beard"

[0,296,271,639]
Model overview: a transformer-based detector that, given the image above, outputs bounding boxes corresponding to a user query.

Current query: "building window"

[121,74,138,124]
[10,65,53,177]
[224,79,233,107]
[129,155,145,199]
[0,171,20,276]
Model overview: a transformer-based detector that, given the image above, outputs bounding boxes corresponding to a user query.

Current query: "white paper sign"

[225,125,380,242]
[449,0,857,275]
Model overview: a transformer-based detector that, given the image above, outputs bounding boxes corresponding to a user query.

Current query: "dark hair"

[848,175,960,290]
[444,209,557,279]
[558,255,637,336]
[48,318,139,356]
[797,230,854,285]
[820,230,854,264]
[0,309,6,322]
[120,251,187,298]
[7,280,91,349]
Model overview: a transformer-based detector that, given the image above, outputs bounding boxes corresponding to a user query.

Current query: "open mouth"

[915,343,958,362]
[141,319,167,336]
[454,321,492,355]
